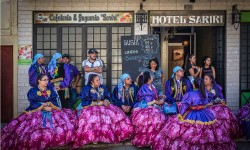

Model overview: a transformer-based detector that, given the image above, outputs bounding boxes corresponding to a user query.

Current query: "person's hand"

[147,100,156,106]
[156,100,165,105]
[97,101,104,106]
[103,100,110,106]
[71,82,77,89]
[121,105,129,112]
[54,86,60,91]
[159,95,166,99]
[43,106,52,111]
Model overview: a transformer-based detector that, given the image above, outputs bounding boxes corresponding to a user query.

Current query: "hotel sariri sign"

[150,10,225,26]
[34,12,133,24]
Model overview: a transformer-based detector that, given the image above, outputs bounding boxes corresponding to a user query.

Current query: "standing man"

[62,54,81,107]
[28,53,47,87]
[82,48,104,85]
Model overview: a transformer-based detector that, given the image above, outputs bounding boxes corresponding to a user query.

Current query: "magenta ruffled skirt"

[152,115,236,150]
[130,106,166,147]
[73,104,134,148]
[209,104,241,138]
[1,109,76,150]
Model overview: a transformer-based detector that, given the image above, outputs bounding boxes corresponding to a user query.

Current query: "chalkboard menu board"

[121,34,160,80]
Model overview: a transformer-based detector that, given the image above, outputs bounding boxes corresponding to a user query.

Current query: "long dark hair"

[36,74,48,86]
[138,71,151,88]
[184,54,195,70]
[87,74,99,86]
[147,57,159,70]
[203,56,211,67]
[194,78,206,99]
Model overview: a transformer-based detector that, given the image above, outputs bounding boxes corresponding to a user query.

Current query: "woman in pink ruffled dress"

[153,78,236,150]
[73,74,134,148]
[1,74,76,150]
[130,71,166,147]
[203,74,240,138]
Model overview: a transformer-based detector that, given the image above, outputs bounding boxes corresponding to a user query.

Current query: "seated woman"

[112,73,138,115]
[204,74,240,138]
[73,74,134,148]
[238,103,250,140]
[153,78,236,150]
[1,74,76,149]
[130,71,166,147]
[165,66,193,113]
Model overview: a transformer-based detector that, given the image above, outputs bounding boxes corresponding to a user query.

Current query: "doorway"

[1,45,14,123]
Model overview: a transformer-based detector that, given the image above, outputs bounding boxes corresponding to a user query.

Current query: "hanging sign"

[34,12,133,24]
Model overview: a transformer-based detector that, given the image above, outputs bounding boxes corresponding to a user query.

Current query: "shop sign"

[34,12,133,24]
[150,10,225,26]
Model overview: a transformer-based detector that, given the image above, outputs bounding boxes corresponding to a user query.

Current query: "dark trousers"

[58,90,71,109]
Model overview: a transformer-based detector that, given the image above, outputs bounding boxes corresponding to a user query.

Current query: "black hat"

[62,54,70,59]
[88,48,98,54]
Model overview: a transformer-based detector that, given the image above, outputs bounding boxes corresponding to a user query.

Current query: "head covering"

[48,53,62,78]
[88,48,98,54]
[171,66,183,78]
[32,53,43,65]
[118,74,130,100]
[62,54,70,59]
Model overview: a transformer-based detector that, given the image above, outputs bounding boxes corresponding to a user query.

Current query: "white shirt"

[82,58,103,85]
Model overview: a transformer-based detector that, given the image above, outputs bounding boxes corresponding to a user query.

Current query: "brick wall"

[17,0,250,114]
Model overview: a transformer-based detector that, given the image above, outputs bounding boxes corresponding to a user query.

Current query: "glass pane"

[87,27,93,33]
[101,27,107,33]
[119,27,124,33]
[37,35,43,41]
[51,50,57,55]
[44,27,50,34]
[62,50,68,55]
[37,27,43,34]
[87,42,93,48]
[94,27,100,33]
[62,42,68,49]
[44,50,50,56]
[62,27,68,34]
[101,42,106,48]
[125,27,131,33]
[76,49,82,56]
[51,27,57,34]
[87,34,93,41]
[69,34,75,41]
[76,34,82,41]
[76,27,82,33]
[51,34,57,41]
[44,35,50,41]
[44,42,50,49]
[76,42,82,49]
[94,34,101,41]
[51,42,57,49]
[69,42,75,49]
[37,42,43,49]
[112,27,118,33]
[76,57,82,63]
[69,27,75,33]
[112,64,117,70]
[101,34,106,41]
[62,34,68,41]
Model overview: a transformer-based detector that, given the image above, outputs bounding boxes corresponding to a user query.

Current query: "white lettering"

[189,16,196,23]
[202,16,209,23]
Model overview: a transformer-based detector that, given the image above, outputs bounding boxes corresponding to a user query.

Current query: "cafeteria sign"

[34,12,133,24]
[150,10,225,26]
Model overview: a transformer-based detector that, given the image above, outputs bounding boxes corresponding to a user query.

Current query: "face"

[62,57,70,64]
[57,57,62,63]
[189,56,196,64]
[123,76,132,85]
[38,75,49,87]
[204,75,212,86]
[176,69,184,77]
[91,76,101,87]
[204,58,211,66]
[89,52,97,60]
[150,61,157,69]
[37,57,45,64]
